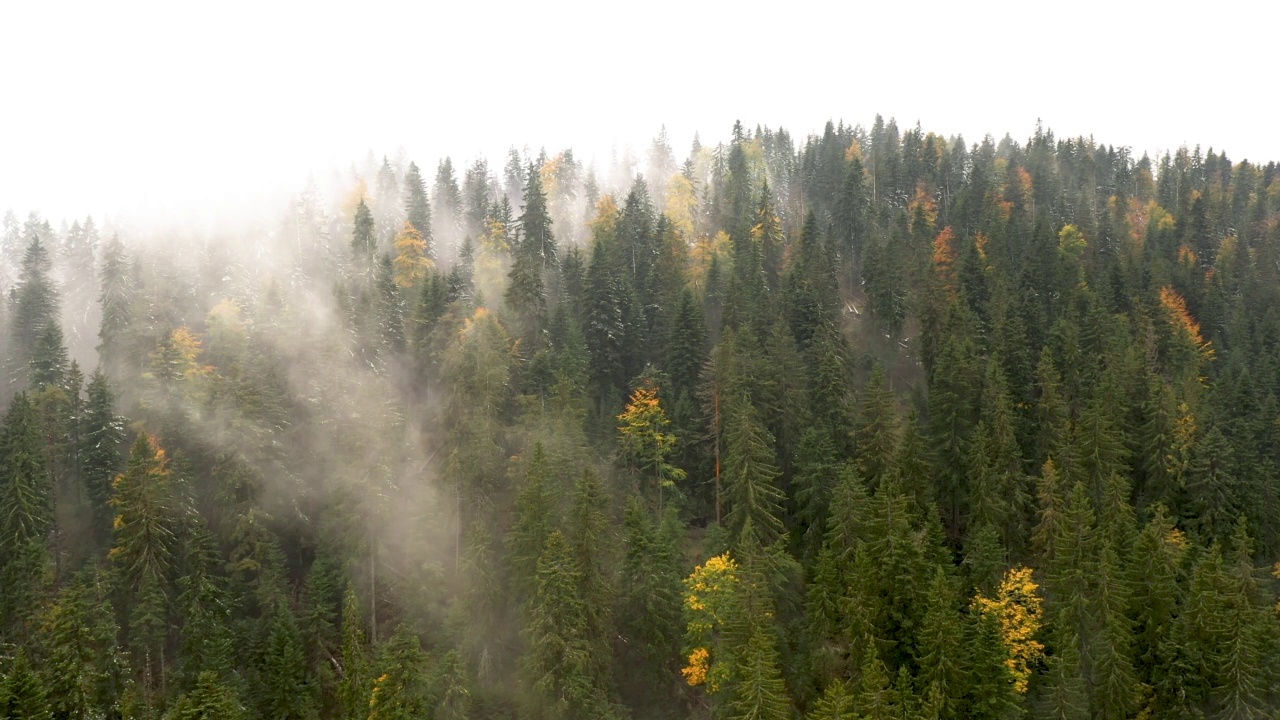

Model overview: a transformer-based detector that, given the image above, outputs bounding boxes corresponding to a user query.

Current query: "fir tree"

[8,234,60,388]
[351,198,376,262]
[0,393,52,558]
[0,649,52,720]
[166,671,247,720]
[403,161,434,257]
[78,368,125,541]
[723,393,786,550]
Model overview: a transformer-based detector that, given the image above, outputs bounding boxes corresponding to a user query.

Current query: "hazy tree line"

[3,117,1280,719]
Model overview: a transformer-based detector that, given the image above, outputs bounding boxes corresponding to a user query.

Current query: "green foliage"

[0,393,52,557]
[352,198,376,260]
[6,121,1280,720]
[723,393,785,550]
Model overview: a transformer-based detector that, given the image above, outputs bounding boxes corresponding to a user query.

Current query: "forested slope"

[2,118,1280,719]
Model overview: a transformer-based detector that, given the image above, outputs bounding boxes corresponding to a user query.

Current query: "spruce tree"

[166,671,247,720]
[730,622,792,720]
[351,198,376,262]
[0,393,52,559]
[723,393,786,550]
[0,649,52,720]
[97,233,132,379]
[522,530,614,719]
[109,433,176,692]
[257,601,318,720]
[8,235,60,389]
[78,368,125,542]
[403,161,434,257]
[39,570,123,719]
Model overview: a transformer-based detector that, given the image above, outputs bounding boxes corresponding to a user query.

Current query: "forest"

[2,117,1280,719]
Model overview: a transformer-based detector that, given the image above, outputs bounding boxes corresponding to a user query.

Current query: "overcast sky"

[2,0,1276,225]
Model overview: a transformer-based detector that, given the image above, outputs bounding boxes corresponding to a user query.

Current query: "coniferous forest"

[3,118,1280,719]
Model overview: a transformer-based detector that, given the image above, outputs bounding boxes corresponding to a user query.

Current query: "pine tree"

[665,287,708,407]
[824,465,869,567]
[351,198,376,262]
[916,567,966,719]
[964,603,1022,720]
[28,320,69,390]
[565,467,615,694]
[854,365,899,489]
[723,393,786,550]
[1033,348,1070,470]
[37,569,122,719]
[1090,542,1140,720]
[616,499,683,714]
[792,428,839,565]
[1032,459,1065,564]
[174,521,234,691]
[1184,423,1239,546]
[1037,625,1088,720]
[97,234,133,379]
[403,161,434,257]
[0,393,52,559]
[78,369,125,542]
[256,600,318,720]
[522,530,614,719]
[337,587,370,720]
[806,678,855,720]
[730,623,792,720]
[109,433,176,691]
[0,649,52,720]
[1128,505,1182,700]
[8,234,60,388]
[507,444,555,600]
[166,670,247,720]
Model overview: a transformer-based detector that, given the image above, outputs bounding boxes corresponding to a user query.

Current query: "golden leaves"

[1159,286,1213,360]
[589,195,620,242]
[682,553,739,691]
[932,226,957,296]
[393,221,433,288]
[1057,224,1087,259]
[973,566,1044,695]
[682,647,710,686]
[664,174,697,241]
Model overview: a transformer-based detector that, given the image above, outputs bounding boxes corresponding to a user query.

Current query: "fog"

[4,0,1278,225]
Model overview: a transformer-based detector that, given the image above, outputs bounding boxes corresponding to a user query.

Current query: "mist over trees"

[4,117,1280,719]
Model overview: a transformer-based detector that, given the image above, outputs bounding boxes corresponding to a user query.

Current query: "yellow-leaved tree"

[682,553,740,693]
[392,221,433,289]
[617,382,685,512]
[973,566,1044,694]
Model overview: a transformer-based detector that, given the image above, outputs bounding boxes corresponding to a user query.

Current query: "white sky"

[2,0,1277,226]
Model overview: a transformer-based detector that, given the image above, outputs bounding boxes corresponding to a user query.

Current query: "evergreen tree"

[403,161,434,258]
[0,393,52,559]
[507,444,555,600]
[0,649,52,720]
[522,530,615,719]
[616,499,683,715]
[78,368,125,542]
[38,569,122,719]
[807,678,855,720]
[351,198,376,262]
[8,235,60,388]
[28,320,68,390]
[257,601,318,720]
[166,671,247,720]
[730,623,792,720]
[109,433,176,693]
[337,587,370,720]
[723,393,786,550]
[916,566,966,719]
[97,233,132,379]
